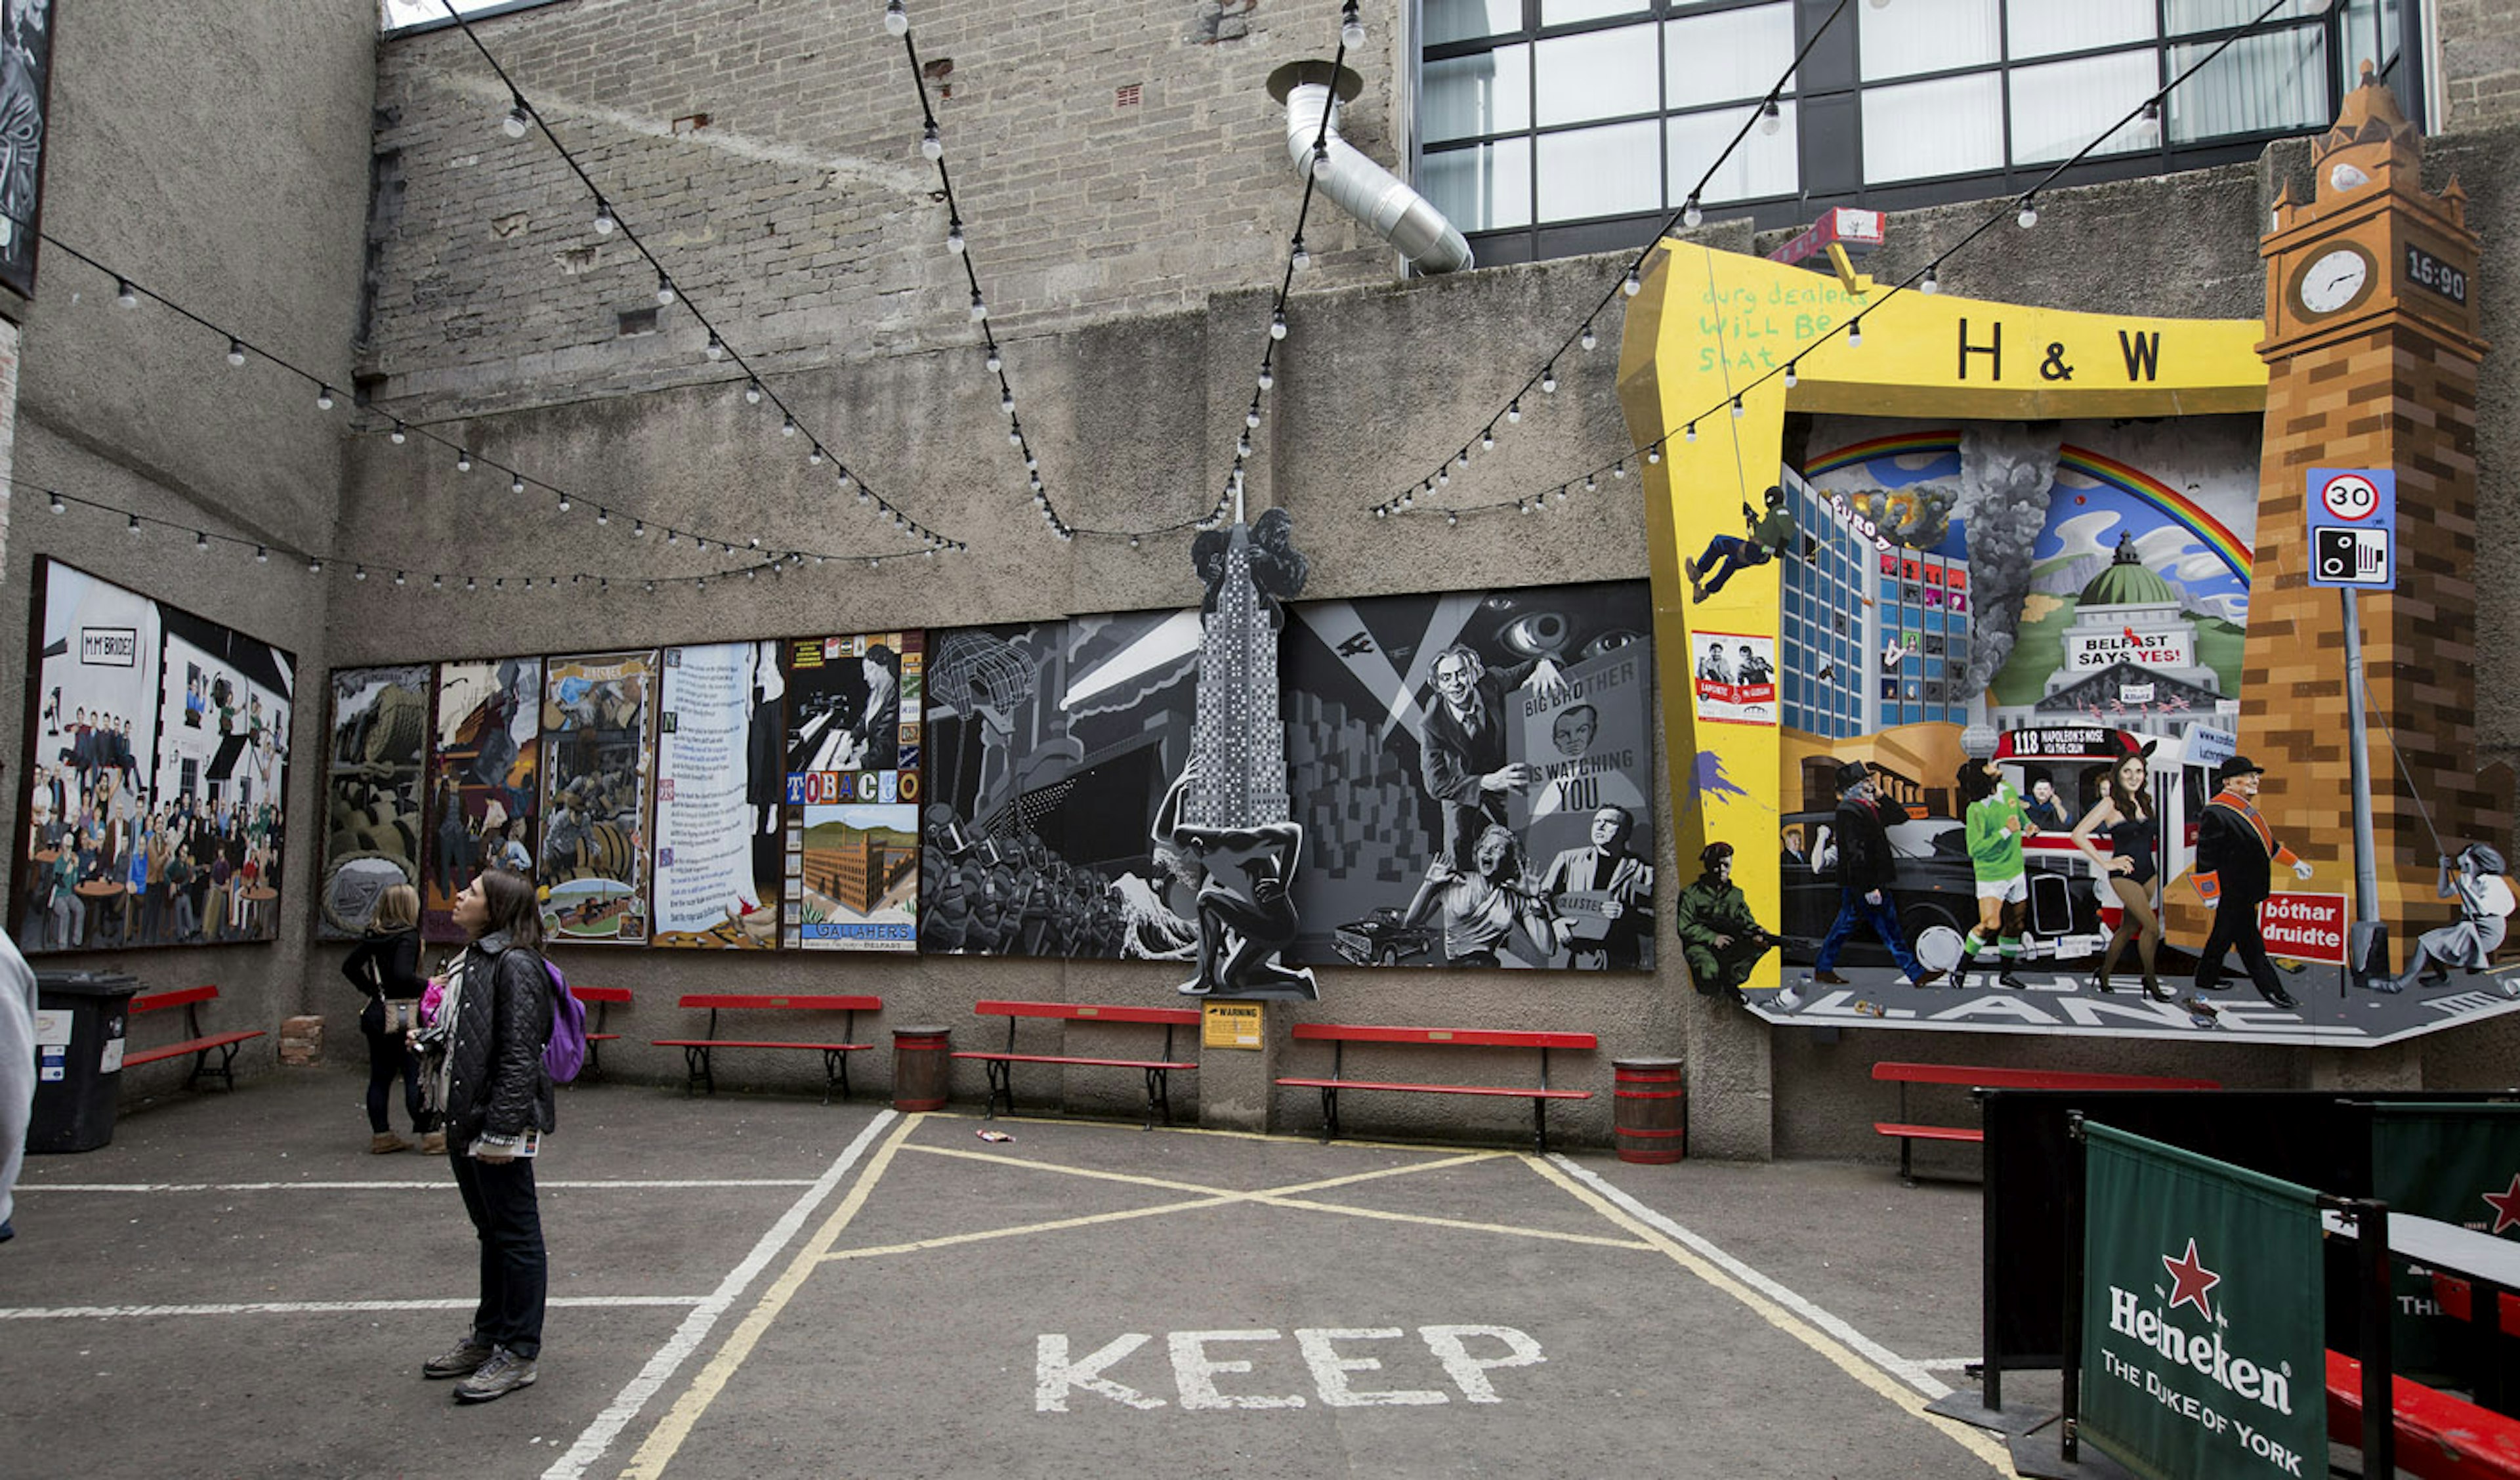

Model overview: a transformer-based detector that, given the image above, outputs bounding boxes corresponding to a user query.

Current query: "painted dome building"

[1997,533,2231,738]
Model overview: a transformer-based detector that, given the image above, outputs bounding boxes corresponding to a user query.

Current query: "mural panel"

[423,658,541,942]
[319,664,430,937]
[538,650,655,944]
[652,640,784,948]
[1282,580,1656,970]
[14,558,295,952]
[781,631,922,951]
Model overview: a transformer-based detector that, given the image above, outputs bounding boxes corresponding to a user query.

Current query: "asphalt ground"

[1,1068,2013,1479]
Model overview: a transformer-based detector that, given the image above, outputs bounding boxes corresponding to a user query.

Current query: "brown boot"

[421,1130,447,1156]
[370,1132,409,1155]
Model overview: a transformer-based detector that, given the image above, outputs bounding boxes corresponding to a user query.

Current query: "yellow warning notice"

[1203,1002,1263,1049]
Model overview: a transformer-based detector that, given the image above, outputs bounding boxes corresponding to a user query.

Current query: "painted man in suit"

[1542,805,1655,969]
[2193,754,2315,1009]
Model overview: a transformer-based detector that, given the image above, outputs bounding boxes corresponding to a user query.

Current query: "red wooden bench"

[1872,1061,2221,1185]
[1276,1023,1595,1152]
[124,984,265,1091]
[2326,1347,2520,1479]
[953,1000,1201,1130]
[652,993,878,1103]
[570,984,631,1080]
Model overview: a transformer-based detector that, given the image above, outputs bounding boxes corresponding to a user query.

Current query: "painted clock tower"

[2231,65,2503,944]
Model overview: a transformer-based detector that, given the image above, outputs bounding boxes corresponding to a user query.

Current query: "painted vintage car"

[1331,905,1441,967]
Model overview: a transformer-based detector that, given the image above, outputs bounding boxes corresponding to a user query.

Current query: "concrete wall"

[0,1,377,1077]
[326,0,2520,1157]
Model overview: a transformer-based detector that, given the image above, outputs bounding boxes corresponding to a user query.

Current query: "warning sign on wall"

[1203,1002,1262,1050]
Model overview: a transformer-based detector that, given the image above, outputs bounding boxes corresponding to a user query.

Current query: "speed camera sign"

[2306,467,2396,591]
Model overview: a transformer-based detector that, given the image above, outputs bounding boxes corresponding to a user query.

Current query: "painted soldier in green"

[1675,841,1776,994]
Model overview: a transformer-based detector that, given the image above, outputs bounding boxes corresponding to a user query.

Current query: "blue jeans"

[1813,887,1924,979]
[1691,535,1772,597]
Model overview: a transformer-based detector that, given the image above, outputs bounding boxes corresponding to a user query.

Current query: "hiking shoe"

[421,1130,448,1156]
[423,1334,495,1380]
[370,1132,408,1155]
[453,1346,537,1403]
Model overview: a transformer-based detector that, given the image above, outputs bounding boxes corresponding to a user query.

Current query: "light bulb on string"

[780,414,799,437]
[1647,442,1662,465]
[656,272,676,305]
[1922,264,1939,295]
[1437,467,1450,487]
[985,347,1002,373]
[1622,268,1641,298]
[1783,361,1797,388]
[509,472,526,496]
[593,198,616,236]
[1246,405,1261,429]
[597,507,611,526]
[195,531,209,553]
[1340,0,1364,49]
[456,448,473,472]
[1480,428,1495,452]
[705,332,725,361]
[1847,318,1863,349]
[257,545,268,562]
[501,98,531,138]
[1007,423,1023,447]
[115,278,136,308]
[307,557,322,574]
[745,379,763,405]
[1310,142,1330,180]
[1257,366,1274,391]
[836,467,854,490]
[316,385,335,410]
[920,123,942,161]
[1446,511,1459,527]
[999,389,1015,414]
[1613,460,1626,480]
[1759,99,1782,136]
[1506,400,1521,424]
[1542,364,1557,394]
[633,518,646,536]
[946,218,965,254]
[1580,322,1597,352]
[969,290,988,321]
[1269,308,1286,341]
[1683,194,1702,229]
[46,492,62,513]
[1730,396,1744,419]
[1455,448,1470,469]
[884,0,909,35]
[1684,421,1697,442]
[390,422,407,444]
[1290,236,1309,272]
[393,570,406,587]
[225,339,246,368]
[556,492,572,512]
[1584,473,1597,492]
[2017,200,2038,229]
[354,565,368,582]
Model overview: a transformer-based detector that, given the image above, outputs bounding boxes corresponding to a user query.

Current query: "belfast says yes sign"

[2079,1124,2325,1479]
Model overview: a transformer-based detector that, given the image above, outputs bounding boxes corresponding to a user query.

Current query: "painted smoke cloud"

[1956,423,2064,695]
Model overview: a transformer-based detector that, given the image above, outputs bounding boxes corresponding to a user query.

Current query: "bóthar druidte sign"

[2080,1125,2324,1480]
[2257,893,2346,967]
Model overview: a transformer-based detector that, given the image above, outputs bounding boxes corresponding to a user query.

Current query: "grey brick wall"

[364,0,1403,421]
[2439,0,2520,130]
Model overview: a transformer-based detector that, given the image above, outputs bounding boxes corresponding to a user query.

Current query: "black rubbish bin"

[30,971,140,1153]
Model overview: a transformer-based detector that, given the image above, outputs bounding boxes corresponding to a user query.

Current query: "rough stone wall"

[0,1,377,1073]
[2439,0,2520,130]
[364,0,1401,420]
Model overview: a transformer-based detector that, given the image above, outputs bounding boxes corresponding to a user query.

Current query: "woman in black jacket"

[421,867,555,1405]
[341,883,429,1153]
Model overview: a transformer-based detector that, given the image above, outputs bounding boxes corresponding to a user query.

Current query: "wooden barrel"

[1613,1057,1686,1164]
[892,1025,952,1111]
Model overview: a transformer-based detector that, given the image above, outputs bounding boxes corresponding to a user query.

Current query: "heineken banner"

[2080,1124,2326,1480]
[2372,1103,2520,1376]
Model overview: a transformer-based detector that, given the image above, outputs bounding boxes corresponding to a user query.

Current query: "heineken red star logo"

[2483,1174,2520,1235]
[2162,1237,2221,1320]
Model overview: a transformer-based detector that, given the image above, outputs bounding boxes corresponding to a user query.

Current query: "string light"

[744,379,763,405]
[456,448,473,472]
[1683,194,1702,229]
[390,422,407,444]
[946,218,964,254]
[920,122,943,161]
[656,271,676,305]
[1580,322,1597,352]
[114,278,136,308]
[1622,268,1641,298]
[1922,264,1939,295]
[315,384,336,410]
[705,332,724,361]
[510,471,526,495]
[1340,0,1364,49]
[593,198,616,236]
[225,339,245,368]
[2017,199,2039,229]
[1270,308,1287,341]
[1541,365,1557,394]
[884,0,908,35]
[501,98,531,138]
[1290,236,1309,272]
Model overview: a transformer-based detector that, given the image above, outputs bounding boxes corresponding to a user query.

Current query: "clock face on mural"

[2294,243,2376,316]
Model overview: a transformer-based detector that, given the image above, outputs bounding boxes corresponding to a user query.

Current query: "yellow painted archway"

[1617,240,2269,996]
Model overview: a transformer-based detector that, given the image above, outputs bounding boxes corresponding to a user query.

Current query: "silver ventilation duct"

[1267,62,1473,276]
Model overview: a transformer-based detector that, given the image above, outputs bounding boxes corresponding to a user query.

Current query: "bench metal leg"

[1141,1067,1171,1131]
[1318,1086,1339,1144]
[980,1059,1015,1119]
[681,1046,713,1097]
[1900,1135,1916,1188]
[1533,1097,1550,1156]
[820,1048,849,1106]
[184,1042,242,1092]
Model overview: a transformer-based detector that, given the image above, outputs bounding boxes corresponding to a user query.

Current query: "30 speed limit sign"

[2305,467,2396,591]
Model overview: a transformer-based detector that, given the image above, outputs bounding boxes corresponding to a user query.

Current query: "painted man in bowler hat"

[2192,754,2315,1009]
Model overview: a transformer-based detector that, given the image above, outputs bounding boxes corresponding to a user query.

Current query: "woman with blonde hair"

[342,883,430,1152]
[2072,748,2170,1000]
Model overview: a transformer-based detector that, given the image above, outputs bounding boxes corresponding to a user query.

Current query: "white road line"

[19,1179,819,1193]
[0,1296,706,1319]
[1915,1358,1977,1371]
[1547,1155,1954,1401]
[541,1109,900,1480]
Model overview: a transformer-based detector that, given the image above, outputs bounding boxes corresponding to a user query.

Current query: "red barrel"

[892,1026,952,1112]
[1613,1057,1686,1164]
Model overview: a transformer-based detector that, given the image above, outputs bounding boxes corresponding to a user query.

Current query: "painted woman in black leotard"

[2072,749,2168,1000]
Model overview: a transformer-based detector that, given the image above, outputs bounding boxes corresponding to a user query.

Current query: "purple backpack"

[542,958,589,1084]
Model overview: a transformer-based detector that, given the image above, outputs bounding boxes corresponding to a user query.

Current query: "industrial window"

[1418,0,2423,266]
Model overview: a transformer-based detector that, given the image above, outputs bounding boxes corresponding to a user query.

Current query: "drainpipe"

[1267,61,1473,276]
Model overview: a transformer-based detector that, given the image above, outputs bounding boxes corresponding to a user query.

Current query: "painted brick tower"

[2235,66,2505,946]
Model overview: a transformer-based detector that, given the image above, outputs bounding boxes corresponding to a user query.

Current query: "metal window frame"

[1418,0,2414,266]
